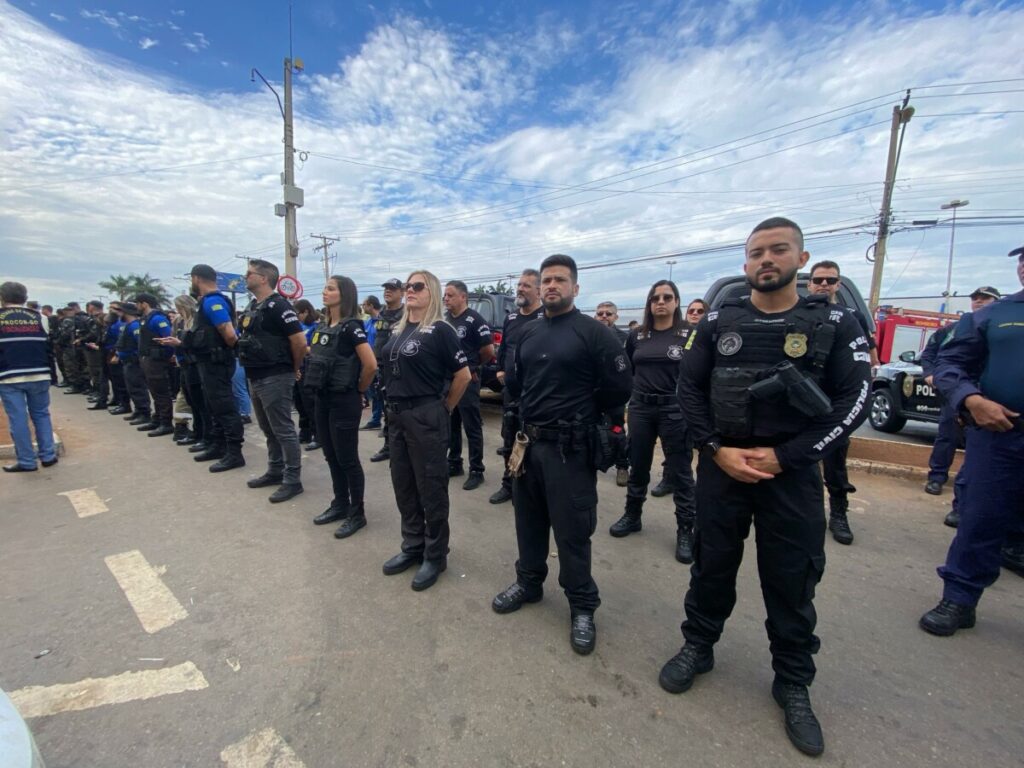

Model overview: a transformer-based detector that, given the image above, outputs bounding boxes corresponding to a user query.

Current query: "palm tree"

[98,274,135,301]
[126,273,172,305]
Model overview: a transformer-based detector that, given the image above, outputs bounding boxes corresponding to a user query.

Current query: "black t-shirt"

[380,320,468,399]
[848,307,877,350]
[625,326,692,395]
[243,293,304,380]
[446,307,492,370]
[372,306,404,360]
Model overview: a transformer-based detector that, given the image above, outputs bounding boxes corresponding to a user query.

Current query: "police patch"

[401,340,421,356]
[717,332,742,356]
[784,333,808,358]
[456,325,467,338]
[667,345,683,360]
[902,374,915,398]
[614,355,627,372]
[241,316,252,328]
[318,334,329,346]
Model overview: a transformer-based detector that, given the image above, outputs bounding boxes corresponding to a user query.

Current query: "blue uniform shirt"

[104,319,125,352]
[117,319,141,360]
[364,317,377,348]
[201,295,233,327]
[934,289,1024,414]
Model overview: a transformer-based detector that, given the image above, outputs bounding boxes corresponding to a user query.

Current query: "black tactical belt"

[523,424,563,442]
[632,391,676,405]
[387,395,440,413]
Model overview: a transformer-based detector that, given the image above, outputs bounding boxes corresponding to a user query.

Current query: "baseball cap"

[382,278,403,290]
[120,302,140,316]
[1009,245,1024,259]
[970,286,1001,300]
[190,264,218,281]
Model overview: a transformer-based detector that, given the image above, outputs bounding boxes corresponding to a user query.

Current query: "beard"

[543,293,573,313]
[515,294,529,308]
[746,265,798,293]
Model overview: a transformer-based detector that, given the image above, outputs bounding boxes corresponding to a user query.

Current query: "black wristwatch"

[700,439,722,458]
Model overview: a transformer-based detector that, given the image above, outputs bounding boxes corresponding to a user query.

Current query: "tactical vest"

[708,296,836,440]
[237,294,292,369]
[138,312,172,360]
[116,320,140,357]
[305,319,362,393]
[188,292,236,363]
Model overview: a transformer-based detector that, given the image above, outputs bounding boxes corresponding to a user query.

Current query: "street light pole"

[940,199,969,312]
[666,259,677,282]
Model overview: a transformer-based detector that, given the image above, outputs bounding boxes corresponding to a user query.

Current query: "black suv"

[467,292,517,392]
[703,273,875,323]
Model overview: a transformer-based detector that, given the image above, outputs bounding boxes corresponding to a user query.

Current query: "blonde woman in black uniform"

[380,271,471,591]
[306,276,378,538]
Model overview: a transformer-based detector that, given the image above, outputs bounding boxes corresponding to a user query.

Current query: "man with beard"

[491,254,633,656]
[368,279,405,463]
[657,218,871,757]
[489,269,544,505]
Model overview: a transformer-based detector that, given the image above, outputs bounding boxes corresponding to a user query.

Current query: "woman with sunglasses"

[380,271,471,591]
[304,276,378,538]
[608,280,698,564]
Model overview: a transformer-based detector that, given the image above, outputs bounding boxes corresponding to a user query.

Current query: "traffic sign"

[216,272,246,293]
[277,274,303,300]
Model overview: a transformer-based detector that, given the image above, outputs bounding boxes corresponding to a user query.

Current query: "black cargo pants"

[140,356,173,426]
[122,359,151,415]
[198,359,244,447]
[448,379,484,474]
[625,398,695,527]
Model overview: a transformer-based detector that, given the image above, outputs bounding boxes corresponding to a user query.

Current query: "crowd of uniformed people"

[2,217,1022,759]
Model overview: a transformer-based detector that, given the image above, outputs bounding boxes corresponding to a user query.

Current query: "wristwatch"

[700,438,722,458]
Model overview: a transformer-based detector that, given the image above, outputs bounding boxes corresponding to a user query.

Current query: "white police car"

[868,351,942,433]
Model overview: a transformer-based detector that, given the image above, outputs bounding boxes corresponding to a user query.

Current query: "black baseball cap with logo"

[382,278,403,290]
[1009,245,1024,260]
[970,286,1001,300]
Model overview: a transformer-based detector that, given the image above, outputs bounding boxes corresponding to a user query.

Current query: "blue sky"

[2,0,1022,313]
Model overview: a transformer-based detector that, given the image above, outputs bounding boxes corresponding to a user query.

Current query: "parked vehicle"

[466,292,516,393]
[868,350,943,433]
[1,688,46,768]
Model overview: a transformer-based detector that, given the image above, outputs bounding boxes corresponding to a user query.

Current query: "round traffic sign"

[277,274,303,300]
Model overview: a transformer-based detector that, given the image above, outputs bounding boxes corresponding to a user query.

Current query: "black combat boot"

[675,521,695,564]
[1002,545,1024,578]
[919,599,976,636]
[193,442,226,462]
[772,680,825,757]
[209,444,245,473]
[659,643,714,694]
[171,423,189,441]
[334,504,366,539]
[828,496,854,545]
[609,500,643,538]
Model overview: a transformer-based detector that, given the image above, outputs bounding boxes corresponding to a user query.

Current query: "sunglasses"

[687,307,706,315]
[651,294,676,303]
[811,277,839,286]
[595,311,615,317]
[404,282,427,293]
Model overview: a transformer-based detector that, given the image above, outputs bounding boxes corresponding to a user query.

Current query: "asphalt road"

[1,394,1021,767]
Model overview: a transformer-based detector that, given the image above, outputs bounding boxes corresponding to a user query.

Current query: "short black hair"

[87,300,104,311]
[810,260,840,277]
[749,217,804,251]
[363,295,381,310]
[42,304,53,312]
[446,280,468,296]
[248,258,280,290]
[0,281,28,305]
[67,301,81,310]
[540,253,577,283]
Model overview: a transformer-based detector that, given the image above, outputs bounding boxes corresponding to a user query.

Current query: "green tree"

[126,273,172,305]
[97,274,135,301]
[470,280,513,296]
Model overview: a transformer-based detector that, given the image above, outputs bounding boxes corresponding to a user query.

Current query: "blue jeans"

[369,379,383,425]
[0,379,56,468]
[231,361,252,417]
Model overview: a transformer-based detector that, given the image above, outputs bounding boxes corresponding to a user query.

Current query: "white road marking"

[10,662,208,718]
[57,488,109,517]
[221,728,306,768]
[104,550,188,633]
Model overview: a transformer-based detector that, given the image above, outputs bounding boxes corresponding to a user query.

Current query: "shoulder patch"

[211,303,224,311]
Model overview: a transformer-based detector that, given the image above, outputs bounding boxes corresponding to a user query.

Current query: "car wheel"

[869,388,907,433]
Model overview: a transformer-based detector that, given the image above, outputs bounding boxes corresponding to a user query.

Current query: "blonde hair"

[394,270,447,334]
[174,294,197,324]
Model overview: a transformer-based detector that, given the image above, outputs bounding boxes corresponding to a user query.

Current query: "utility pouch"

[710,367,757,439]
[236,335,267,365]
[304,356,332,390]
[507,432,530,477]
[589,426,615,473]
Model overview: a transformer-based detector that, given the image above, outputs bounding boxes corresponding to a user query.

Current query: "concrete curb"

[847,457,929,481]
[0,432,65,460]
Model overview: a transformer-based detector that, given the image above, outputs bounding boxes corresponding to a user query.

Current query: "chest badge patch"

[318,334,330,346]
[456,325,467,338]
[667,345,683,360]
[241,316,252,329]
[902,374,915,398]
[784,333,808,358]
[614,355,628,372]
[717,332,743,356]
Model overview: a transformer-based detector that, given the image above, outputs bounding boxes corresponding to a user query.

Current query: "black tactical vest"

[116,321,138,354]
[708,295,836,440]
[188,292,235,362]
[237,294,292,369]
[138,312,172,360]
[305,319,361,393]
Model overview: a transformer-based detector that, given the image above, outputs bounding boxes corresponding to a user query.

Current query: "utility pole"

[310,233,341,282]
[868,95,915,312]
[939,199,969,313]
[666,259,677,282]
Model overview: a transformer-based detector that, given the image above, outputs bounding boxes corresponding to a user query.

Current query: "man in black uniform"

[62,302,90,394]
[443,279,495,490]
[369,279,404,463]
[81,300,109,409]
[134,293,176,436]
[489,269,543,505]
[492,254,633,656]
[595,300,631,486]
[806,260,879,545]
[658,218,871,757]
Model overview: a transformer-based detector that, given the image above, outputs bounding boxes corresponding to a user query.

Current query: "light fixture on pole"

[939,199,968,312]
[666,259,677,281]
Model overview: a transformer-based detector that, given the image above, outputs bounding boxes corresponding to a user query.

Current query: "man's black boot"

[188,440,210,454]
[828,496,854,545]
[247,472,283,488]
[570,614,596,655]
[268,482,303,503]
[489,485,513,504]
[651,479,673,497]
[127,413,150,425]
[382,552,422,575]
[492,583,543,614]
[1002,545,1024,577]
[109,405,131,415]
[87,401,109,411]
[462,472,484,491]
[772,680,825,757]
[675,523,694,564]
[448,463,464,478]
[194,442,226,462]
[334,509,366,539]
[369,448,390,463]
[919,599,976,636]
[411,559,447,591]
[609,506,642,538]
[944,509,960,528]
[171,423,189,441]
[659,644,714,694]
[147,424,175,437]
[314,503,347,525]
[136,421,160,432]
[209,444,245,473]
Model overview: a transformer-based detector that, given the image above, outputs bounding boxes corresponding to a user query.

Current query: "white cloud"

[139,37,158,50]
[48,12,66,22]
[1,3,1022,312]
[80,9,120,30]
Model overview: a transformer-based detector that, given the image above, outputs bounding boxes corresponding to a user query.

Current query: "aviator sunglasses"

[810,276,839,286]
[404,281,428,293]
[651,293,676,303]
